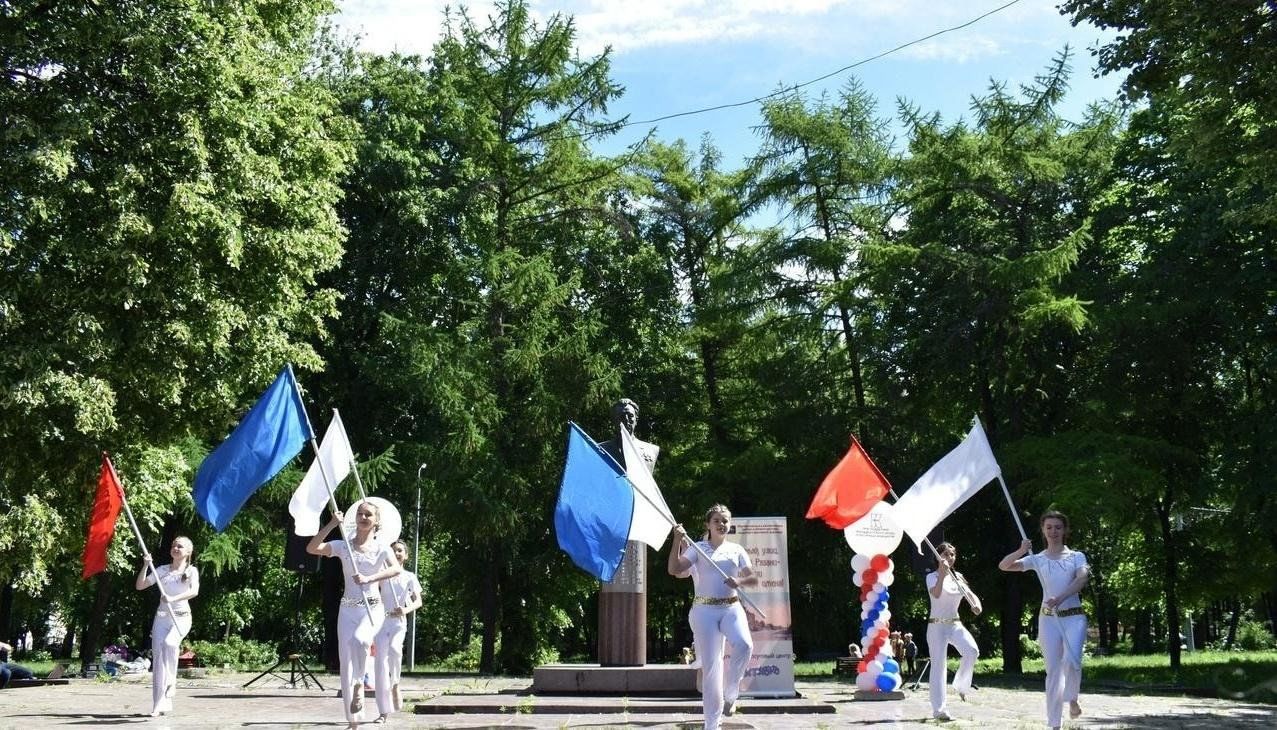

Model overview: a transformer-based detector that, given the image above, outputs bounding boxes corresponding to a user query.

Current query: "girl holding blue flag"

[667,504,757,730]
[308,501,401,729]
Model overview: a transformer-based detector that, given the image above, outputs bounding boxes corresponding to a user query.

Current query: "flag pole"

[343,433,406,613]
[975,424,1079,672]
[594,431,768,620]
[106,454,187,639]
[410,463,425,672]
[287,369,376,626]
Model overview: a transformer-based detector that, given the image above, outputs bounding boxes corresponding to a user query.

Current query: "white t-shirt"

[143,564,200,613]
[926,571,965,619]
[1021,549,1088,610]
[328,540,395,600]
[380,570,422,613]
[683,539,751,600]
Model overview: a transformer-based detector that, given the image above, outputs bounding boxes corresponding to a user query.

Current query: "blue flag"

[194,366,311,531]
[554,422,635,582]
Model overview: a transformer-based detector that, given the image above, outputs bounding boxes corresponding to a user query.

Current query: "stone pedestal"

[598,540,645,666]
[531,663,698,695]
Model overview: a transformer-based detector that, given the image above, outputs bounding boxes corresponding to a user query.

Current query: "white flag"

[891,419,1001,550]
[289,410,354,536]
[621,427,674,550]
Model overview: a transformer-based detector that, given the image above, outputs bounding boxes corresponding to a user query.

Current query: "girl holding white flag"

[308,502,401,729]
[999,510,1090,729]
[926,541,982,721]
[667,504,758,730]
[373,539,422,722]
[135,536,199,717]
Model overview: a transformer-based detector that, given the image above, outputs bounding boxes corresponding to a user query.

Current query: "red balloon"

[863,570,878,585]
[857,660,868,673]
[876,627,890,640]
[870,554,890,572]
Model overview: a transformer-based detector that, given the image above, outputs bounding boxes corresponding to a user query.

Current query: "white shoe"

[933,709,953,721]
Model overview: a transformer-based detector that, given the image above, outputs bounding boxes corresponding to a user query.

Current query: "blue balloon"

[880,590,891,603]
[867,609,880,622]
[875,599,887,611]
[876,672,898,692]
[882,658,900,675]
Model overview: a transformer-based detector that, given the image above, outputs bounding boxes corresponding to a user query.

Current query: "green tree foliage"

[864,53,1122,670]
[1,0,353,663]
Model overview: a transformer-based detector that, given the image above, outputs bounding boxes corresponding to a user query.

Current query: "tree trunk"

[1157,496,1182,670]
[479,552,499,674]
[1000,578,1023,673]
[80,573,114,675]
[1225,598,1241,649]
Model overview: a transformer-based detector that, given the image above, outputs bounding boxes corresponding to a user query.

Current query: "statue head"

[611,398,639,435]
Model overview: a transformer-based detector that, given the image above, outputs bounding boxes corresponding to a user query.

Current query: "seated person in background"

[0,641,36,688]
[847,642,863,660]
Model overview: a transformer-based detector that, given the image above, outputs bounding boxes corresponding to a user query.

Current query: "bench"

[833,656,860,677]
[5,663,71,688]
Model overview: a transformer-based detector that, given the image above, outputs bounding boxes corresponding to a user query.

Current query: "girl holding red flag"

[925,541,981,721]
[135,536,199,717]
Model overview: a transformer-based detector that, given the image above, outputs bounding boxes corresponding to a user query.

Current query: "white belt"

[157,609,190,618]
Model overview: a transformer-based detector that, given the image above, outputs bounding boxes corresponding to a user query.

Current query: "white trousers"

[150,609,190,714]
[373,615,407,715]
[926,621,978,714]
[338,602,385,723]
[1038,613,1085,727]
[689,603,753,730]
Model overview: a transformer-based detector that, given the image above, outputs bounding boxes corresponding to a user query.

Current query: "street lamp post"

[409,463,425,671]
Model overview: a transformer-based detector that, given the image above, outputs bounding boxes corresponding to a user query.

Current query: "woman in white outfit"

[135,536,199,717]
[926,541,982,722]
[308,501,401,729]
[999,510,1090,729]
[373,540,422,722]
[667,504,758,730]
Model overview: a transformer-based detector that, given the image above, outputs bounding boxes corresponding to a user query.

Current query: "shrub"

[440,636,484,671]
[1020,634,1043,659]
[188,637,278,669]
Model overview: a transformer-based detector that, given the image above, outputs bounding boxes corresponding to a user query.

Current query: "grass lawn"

[796,650,1277,702]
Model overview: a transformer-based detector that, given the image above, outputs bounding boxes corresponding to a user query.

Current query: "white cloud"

[333,0,1099,65]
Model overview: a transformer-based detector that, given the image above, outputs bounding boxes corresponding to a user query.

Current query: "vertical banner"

[730,516,796,698]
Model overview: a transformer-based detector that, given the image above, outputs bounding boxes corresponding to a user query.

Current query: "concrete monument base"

[531,663,698,695]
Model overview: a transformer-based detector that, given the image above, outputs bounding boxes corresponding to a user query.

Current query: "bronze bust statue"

[601,398,659,474]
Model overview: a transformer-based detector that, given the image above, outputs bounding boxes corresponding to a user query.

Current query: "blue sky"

[333,0,1127,165]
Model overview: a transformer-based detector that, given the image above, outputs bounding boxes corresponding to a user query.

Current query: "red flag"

[82,454,124,579]
[806,436,891,530]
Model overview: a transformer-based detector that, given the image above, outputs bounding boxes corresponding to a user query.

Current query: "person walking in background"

[135,536,199,717]
[926,541,982,722]
[667,504,758,730]
[1000,510,1090,730]
[903,632,918,677]
[373,539,423,722]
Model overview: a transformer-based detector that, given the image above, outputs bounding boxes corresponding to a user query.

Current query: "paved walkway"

[2,671,1275,729]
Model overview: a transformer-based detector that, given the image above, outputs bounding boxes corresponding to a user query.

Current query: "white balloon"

[852,572,863,587]
[888,673,903,691]
[851,553,871,572]
[869,660,884,675]
[844,502,904,555]
[879,571,895,587]
[873,581,886,593]
[878,609,892,624]
[856,672,876,691]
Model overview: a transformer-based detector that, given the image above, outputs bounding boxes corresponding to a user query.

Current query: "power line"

[618,0,1026,129]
